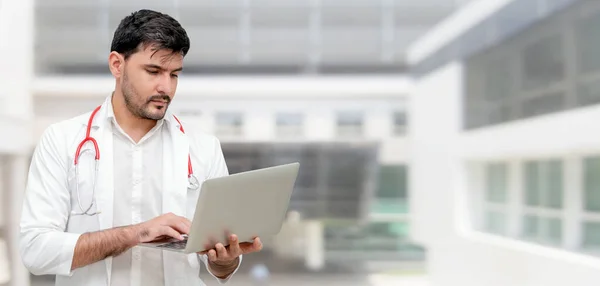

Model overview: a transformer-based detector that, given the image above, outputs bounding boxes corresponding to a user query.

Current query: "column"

[0,0,35,283]
[304,220,324,271]
[0,0,34,120]
[0,155,9,284]
[5,155,31,286]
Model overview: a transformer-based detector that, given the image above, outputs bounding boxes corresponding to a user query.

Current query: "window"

[393,111,407,136]
[215,112,243,137]
[521,160,563,245]
[336,111,363,138]
[372,165,408,214]
[476,154,600,255]
[275,112,304,138]
[576,10,600,106]
[483,163,509,235]
[486,163,508,203]
[576,10,600,75]
[178,109,202,118]
[485,57,513,102]
[521,34,565,91]
[520,91,565,118]
[582,157,600,251]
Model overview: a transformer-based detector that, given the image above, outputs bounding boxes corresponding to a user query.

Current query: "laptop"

[138,162,300,254]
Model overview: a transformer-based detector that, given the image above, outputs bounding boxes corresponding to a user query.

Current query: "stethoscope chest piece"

[188,174,200,191]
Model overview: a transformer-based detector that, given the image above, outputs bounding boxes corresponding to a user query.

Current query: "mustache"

[147,95,171,103]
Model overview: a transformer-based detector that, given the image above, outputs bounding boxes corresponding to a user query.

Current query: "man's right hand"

[71,212,192,271]
[133,212,192,243]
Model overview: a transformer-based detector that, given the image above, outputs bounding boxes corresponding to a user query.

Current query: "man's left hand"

[199,234,263,266]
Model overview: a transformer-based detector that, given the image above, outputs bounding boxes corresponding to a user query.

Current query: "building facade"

[32,75,420,268]
[408,0,600,285]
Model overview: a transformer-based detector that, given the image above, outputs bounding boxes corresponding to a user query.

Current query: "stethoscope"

[72,105,200,216]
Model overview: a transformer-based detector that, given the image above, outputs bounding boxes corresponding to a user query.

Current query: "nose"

[156,74,173,95]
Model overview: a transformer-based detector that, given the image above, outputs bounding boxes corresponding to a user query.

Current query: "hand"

[133,212,191,243]
[199,234,263,266]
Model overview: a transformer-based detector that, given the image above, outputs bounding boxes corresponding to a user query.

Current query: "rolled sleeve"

[198,254,243,284]
[58,232,82,276]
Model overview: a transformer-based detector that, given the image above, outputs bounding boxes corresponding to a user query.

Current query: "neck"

[111,91,157,142]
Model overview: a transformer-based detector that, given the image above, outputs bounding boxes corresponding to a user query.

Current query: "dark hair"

[111,9,190,59]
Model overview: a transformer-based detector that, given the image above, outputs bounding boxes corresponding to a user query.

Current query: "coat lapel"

[84,98,115,284]
[162,113,192,285]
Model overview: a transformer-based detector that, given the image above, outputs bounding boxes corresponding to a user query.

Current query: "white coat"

[19,96,241,286]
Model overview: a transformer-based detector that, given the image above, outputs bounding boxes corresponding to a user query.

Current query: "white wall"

[410,60,600,286]
[428,233,600,286]
[0,0,35,154]
[409,62,464,247]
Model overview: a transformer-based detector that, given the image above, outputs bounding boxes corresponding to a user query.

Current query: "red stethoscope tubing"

[74,105,194,177]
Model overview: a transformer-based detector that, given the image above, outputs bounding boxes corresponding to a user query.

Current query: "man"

[19,9,262,286]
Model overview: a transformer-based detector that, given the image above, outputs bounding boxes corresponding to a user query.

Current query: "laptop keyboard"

[156,239,188,250]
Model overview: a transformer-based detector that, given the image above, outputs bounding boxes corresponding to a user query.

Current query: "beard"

[121,71,171,120]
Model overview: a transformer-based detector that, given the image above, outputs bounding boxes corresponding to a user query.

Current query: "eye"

[171,74,179,78]
[147,70,159,75]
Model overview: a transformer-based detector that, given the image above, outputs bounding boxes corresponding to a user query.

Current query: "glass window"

[486,163,508,203]
[373,165,408,214]
[336,111,363,137]
[546,161,563,209]
[577,80,600,106]
[521,34,565,91]
[521,92,565,118]
[377,165,407,199]
[393,111,407,135]
[524,162,541,206]
[215,112,243,137]
[485,211,507,235]
[547,218,563,244]
[582,222,600,250]
[524,160,563,209]
[584,157,600,212]
[275,112,304,138]
[485,58,513,101]
[522,215,562,245]
[576,10,600,74]
[522,215,539,239]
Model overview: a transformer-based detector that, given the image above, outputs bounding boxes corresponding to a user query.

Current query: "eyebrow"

[144,64,183,73]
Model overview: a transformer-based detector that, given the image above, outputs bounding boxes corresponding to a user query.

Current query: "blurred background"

[3,0,600,285]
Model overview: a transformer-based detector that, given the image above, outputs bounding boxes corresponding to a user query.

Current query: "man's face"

[120,46,183,120]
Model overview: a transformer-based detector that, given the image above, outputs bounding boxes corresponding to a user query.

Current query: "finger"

[165,219,189,234]
[215,243,228,259]
[228,234,242,256]
[239,237,262,253]
[253,237,263,251]
[208,249,217,262]
[159,226,185,240]
[180,217,192,230]
[167,218,190,235]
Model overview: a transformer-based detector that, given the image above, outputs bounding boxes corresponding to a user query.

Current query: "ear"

[108,51,125,78]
